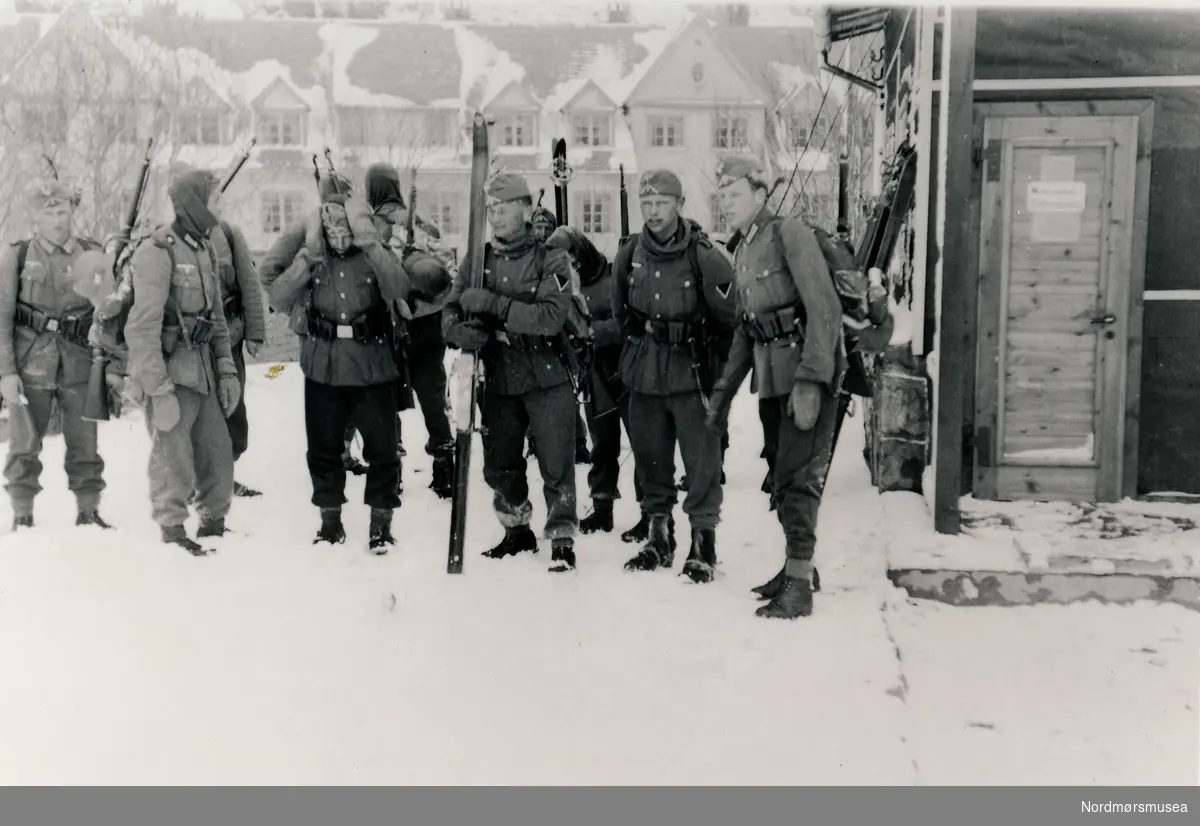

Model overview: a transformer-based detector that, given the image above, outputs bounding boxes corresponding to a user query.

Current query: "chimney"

[725,3,749,26]
[606,2,630,24]
[443,0,470,21]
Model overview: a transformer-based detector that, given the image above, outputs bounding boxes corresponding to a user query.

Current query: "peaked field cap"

[27,178,78,209]
[638,169,683,199]
[485,171,532,203]
[716,156,769,189]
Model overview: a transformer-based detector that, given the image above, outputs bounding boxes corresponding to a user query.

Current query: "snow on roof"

[453,23,527,111]
[321,22,413,108]
[0,14,46,80]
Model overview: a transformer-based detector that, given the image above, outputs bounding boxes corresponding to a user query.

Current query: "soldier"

[552,225,643,535]
[611,170,736,583]
[124,170,242,555]
[269,186,412,553]
[528,204,590,465]
[0,178,110,531]
[365,161,455,499]
[441,172,583,572]
[705,157,845,619]
[257,172,368,477]
[170,164,269,499]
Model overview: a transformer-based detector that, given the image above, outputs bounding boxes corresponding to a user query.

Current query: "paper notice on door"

[1027,180,1087,213]
[1039,154,1076,182]
[1030,211,1083,243]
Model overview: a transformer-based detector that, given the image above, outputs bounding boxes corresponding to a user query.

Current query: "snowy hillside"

[0,361,1195,784]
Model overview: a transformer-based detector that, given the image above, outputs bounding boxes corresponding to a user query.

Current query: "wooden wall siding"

[973,105,1144,503]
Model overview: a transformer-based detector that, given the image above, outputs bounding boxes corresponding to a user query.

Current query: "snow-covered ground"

[0,363,1195,784]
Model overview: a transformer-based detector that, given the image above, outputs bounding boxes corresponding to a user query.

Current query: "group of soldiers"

[0,150,848,620]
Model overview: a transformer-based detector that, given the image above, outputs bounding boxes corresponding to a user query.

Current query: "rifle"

[82,137,155,422]
[618,164,629,237]
[447,112,490,575]
[215,136,256,200]
[836,152,851,247]
[404,167,418,255]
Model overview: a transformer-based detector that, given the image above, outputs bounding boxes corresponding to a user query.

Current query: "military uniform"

[366,161,455,500]
[208,219,266,494]
[124,171,243,555]
[611,171,736,583]
[284,196,412,553]
[0,180,108,530]
[557,226,643,535]
[441,172,583,572]
[707,157,846,619]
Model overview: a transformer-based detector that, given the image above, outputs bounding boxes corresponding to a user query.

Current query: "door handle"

[1090,313,1117,326]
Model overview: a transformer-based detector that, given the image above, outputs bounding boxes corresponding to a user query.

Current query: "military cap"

[530,205,557,232]
[485,171,532,204]
[28,178,80,210]
[715,156,769,190]
[638,169,683,199]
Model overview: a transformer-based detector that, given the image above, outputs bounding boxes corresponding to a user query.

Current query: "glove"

[704,381,732,433]
[150,392,180,432]
[0,374,25,405]
[218,373,242,417]
[445,319,490,352]
[345,197,380,244]
[786,381,822,431]
[245,340,263,359]
[459,287,512,318]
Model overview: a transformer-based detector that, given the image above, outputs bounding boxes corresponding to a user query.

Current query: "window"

[648,115,683,148]
[258,111,305,146]
[571,113,612,148]
[713,115,748,149]
[496,113,536,148]
[261,191,305,235]
[338,109,370,146]
[691,62,704,83]
[709,193,729,234]
[425,190,464,236]
[20,101,67,143]
[580,192,612,234]
[178,109,222,145]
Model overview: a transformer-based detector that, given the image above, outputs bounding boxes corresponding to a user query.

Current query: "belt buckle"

[45,319,60,332]
[336,325,354,340]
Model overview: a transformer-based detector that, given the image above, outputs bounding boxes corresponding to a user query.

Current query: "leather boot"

[549,538,576,572]
[624,514,674,571]
[368,507,395,555]
[580,500,614,534]
[314,508,346,545]
[483,525,538,559]
[681,527,717,583]
[756,561,816,619]
[162,524,210,557]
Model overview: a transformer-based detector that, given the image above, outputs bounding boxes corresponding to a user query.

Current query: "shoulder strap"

[17,240,29,277]
[686,233,709,318]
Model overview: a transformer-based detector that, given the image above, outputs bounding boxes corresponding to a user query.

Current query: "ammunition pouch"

[625,307,705,346]
[15,301,94,347]
[306,306,394,344]
[222,292,242,319]
[161,309,216,352]
[741,305,806,346]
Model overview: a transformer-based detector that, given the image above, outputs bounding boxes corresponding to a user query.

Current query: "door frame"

[970,99,1153,501]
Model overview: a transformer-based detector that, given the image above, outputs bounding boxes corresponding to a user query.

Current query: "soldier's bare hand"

[246,340,263,358]
[0,374,24,405]
[786,381,821,431]
[150,392,181,432]
[459,287,510,317]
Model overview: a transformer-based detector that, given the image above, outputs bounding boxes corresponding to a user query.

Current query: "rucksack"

[805,223,892,354]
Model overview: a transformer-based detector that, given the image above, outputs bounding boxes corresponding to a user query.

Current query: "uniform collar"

[36,235,77,256]
[742,208,774,246]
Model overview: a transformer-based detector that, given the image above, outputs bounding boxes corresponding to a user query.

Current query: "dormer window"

[571,112,613,148]
[496,112,536,148]
[178,109,223,145]
[259,110,305,146]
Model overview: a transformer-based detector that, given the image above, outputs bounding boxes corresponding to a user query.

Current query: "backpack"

[805,223,892,354]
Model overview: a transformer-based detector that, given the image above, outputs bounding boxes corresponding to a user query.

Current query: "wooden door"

[973,111,1140,502]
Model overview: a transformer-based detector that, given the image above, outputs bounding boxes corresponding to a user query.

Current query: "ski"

[446,112,490,575]
[551,137,569,226]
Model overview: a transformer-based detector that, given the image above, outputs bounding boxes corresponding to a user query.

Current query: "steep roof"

[0,15,49,80]
[714,22,822,104]
[121,15,324,88]
[342,23,461,106]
